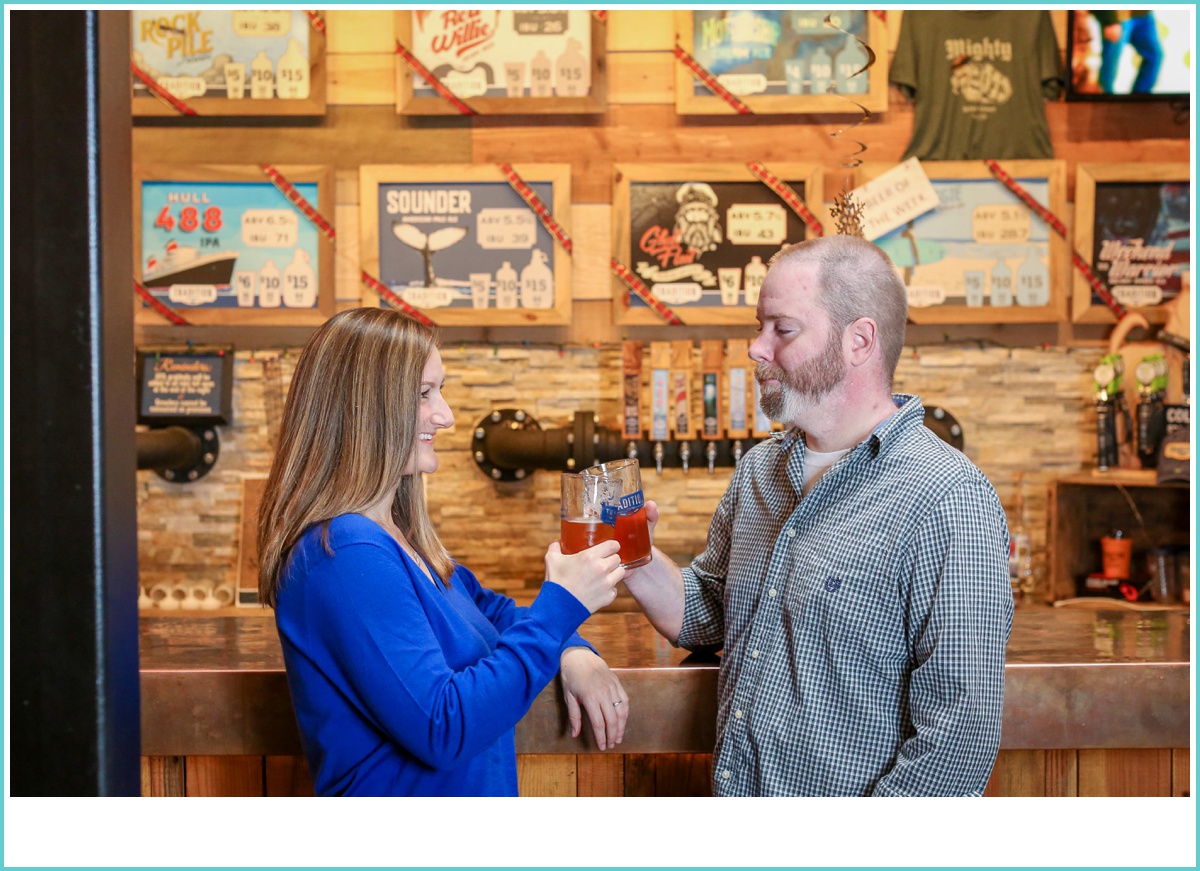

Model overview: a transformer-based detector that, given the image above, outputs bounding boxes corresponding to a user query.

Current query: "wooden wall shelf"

[1047,472,1190,602]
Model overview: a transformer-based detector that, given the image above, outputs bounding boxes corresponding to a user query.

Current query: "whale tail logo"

[392,223,468,287]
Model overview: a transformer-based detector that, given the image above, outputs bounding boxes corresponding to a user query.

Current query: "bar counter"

[141,606,1190,759]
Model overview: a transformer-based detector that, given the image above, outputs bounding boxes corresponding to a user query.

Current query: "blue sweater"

[274,514,591,796]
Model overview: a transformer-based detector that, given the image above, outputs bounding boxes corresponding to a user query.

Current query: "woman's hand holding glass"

[544,539,625,614]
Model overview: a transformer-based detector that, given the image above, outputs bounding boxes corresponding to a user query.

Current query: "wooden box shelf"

[1047,471,1191,602]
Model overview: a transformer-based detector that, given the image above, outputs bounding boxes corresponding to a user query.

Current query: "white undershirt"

[801,446,851,497]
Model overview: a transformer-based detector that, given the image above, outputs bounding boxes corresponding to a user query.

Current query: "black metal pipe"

[472,409,770,480]
[136,426,203,471]
[482,424,573,471]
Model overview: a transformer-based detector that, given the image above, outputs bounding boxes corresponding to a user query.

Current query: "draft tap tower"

[471,339,773,480]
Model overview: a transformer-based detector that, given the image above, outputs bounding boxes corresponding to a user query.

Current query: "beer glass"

[560,472,609,554]
[560,459,652,568]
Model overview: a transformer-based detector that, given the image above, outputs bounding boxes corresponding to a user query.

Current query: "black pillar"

[10,10,141,795]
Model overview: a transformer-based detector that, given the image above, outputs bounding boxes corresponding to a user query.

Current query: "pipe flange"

[157,426,219,483]
[924,406,964,451]
[472,408,541,482]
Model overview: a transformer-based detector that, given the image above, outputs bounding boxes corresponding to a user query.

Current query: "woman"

[258,308,629,796]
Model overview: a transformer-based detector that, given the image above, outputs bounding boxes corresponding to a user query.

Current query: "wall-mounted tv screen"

[1067,9,1192,101]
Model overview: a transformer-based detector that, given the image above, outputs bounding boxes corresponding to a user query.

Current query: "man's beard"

[755,330,846,424]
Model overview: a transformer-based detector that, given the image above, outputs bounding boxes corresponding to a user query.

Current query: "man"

[625,235,1013,796]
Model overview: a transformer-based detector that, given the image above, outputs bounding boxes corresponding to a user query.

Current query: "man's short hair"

[769,236,909,386]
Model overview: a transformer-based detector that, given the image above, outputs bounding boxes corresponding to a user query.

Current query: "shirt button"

[734,709,743,719]
[721,769,731,780]
[768,588,777,597]
[786,528,796,538]
[751,649,760,658]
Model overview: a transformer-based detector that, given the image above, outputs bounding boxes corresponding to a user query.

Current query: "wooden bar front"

[139,607,1191,797]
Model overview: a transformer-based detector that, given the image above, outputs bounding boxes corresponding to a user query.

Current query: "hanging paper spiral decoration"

[823,13,876,169]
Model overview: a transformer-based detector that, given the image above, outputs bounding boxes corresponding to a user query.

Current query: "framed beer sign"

[854,160,1068,324]
[360,164,573,326]
[613,162,825,325]
[675,9,888,115]
[134,164,335,326]
[395,9,605,114]
[131,9,326,116]
[1072,163,1190,324]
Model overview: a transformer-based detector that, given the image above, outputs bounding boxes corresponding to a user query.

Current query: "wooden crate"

[1047,472,1191,601]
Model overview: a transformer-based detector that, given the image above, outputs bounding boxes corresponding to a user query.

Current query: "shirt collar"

[866,394,923,457]
[778,394,924,459]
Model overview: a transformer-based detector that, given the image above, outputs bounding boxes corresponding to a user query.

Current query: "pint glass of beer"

[560,459,652,568]
[560,472,611,553]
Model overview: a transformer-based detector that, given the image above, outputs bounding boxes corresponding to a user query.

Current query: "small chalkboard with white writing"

[136,346,234,427]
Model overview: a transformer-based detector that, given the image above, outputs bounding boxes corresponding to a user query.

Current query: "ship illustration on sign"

[143,240,239,288]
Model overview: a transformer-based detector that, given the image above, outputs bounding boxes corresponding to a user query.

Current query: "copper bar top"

[139,606,1191,756]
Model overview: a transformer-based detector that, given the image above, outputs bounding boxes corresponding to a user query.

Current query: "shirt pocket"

[786,543,901,643]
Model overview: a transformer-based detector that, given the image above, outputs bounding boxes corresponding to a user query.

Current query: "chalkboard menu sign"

[136,346,234,427]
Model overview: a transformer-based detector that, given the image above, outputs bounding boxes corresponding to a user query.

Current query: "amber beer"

[559,517,614,551]
[560,508,652,566]
[559,460,652,568]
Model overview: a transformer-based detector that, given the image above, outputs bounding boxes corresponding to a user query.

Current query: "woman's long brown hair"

[258,308,453,608]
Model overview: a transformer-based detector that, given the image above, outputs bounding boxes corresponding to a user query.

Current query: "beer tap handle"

[626,441,639,460]
[733,439,744,464]
[706,441,717,474]
[653,441,664,475]
[679,440,690,475]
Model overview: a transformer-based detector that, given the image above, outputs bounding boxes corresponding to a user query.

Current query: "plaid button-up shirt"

[679,394,1013,796]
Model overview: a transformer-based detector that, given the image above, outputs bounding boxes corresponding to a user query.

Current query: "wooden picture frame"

[854,160,1068,324]
[395,10,605,115]
[134,164,336,326]
[360,164,573,326]
[131,10,326,117]
[1072,163,1190,324]
[613,162,825,325]
[674,9,888,115]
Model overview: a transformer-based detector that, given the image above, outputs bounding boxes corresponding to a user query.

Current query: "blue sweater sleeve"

[297,542,590,771]
[457,563,596,655]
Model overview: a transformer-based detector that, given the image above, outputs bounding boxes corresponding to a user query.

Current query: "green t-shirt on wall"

[890,10,1064,160]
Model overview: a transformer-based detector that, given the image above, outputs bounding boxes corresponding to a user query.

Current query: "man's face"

[749,260,846,426]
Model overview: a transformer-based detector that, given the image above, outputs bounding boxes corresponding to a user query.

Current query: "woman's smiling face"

[404,348,454,475]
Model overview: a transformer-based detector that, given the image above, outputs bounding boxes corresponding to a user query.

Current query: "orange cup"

[1100,535,1133,580]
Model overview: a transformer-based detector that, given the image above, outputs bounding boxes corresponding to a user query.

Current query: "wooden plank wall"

[132,9,1191,348]
[144,748,1190,797]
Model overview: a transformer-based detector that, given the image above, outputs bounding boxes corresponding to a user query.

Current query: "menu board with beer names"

[675,9,888,114]
[359,164,573,326]
[1073,163,1191,324]
[395,9,605,114]
[613,163,824,325]
[133,164,335,326]
[130,9,326,116]
[855,160,1068,325]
